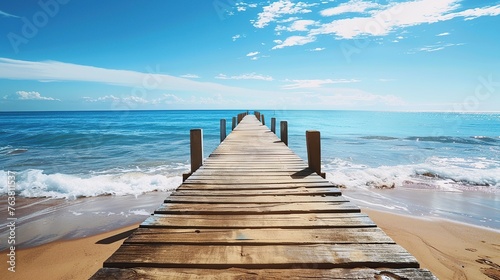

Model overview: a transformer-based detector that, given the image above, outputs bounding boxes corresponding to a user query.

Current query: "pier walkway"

[91,114,436,279]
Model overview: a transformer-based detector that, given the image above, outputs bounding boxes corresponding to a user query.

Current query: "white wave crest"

[0,170,181,199]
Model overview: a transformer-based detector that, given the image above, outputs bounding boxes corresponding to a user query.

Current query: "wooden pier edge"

[91,113,437,279]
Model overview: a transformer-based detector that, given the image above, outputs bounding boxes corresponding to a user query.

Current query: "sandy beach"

[1,209,498,280]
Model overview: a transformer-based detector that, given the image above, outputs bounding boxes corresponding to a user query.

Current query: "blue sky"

[0,0,499,111]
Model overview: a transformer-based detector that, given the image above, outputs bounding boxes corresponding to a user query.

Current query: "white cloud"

[279,16,300,23]
[282,78,360,89]
[272,35,316,49]
[311,1,500,40]
[215,73,273,81]
[5,91,60,101]
[437,32,450,36]
[180,74,200,79]
[285,19,318,31]
[253,0,314,28]
[0,10,19,18]
[246,51,260,56]
[0,58,267,96]
[232,34,246,41]
[320,0,381,16]
[151,93,185,105]
[415,42,465,52]
[310,47,325,51]
[84,95,154,105]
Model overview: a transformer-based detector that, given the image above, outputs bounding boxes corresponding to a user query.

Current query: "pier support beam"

[306,130,326,179]
[232,117,236,130]
[280,121,288,146]
[271,118,276,134]
[220,119,226,142]
[261,114,265,125]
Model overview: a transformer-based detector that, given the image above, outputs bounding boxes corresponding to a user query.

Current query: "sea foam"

[0,169,181,199]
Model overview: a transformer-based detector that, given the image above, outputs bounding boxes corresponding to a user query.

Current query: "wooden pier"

[91,113,436,279]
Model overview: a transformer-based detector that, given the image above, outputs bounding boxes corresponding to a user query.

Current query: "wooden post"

[280,121,288,146]
[261,114,265,125]
[271,118,276,134]
[190,128,203,174]
[306,130,326,178]
[220,119,226,142]
[232,117,236,130]
[237,113,243,124]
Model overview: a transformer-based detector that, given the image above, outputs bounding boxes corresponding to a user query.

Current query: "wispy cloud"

[0,58,267,95]
[256,0,500,49]
[414,42,465,52]
[215,73,273,81]
[283,78,360,89]
[310,47,325,51]
[180,74,200,79]
[4,91,60,101]
[437,32,450,36]
[246,51,260,57]
[232,34,245,41]
[84,95,148,104]
[252,0,315,28]
[313,1,500,39]
[0,10,19,18]
[320,0,381,16]
[272,35,316,49]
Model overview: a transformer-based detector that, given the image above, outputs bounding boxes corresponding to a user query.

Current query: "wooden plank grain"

[103,244,419,269]
[125,228,395,245]
[140,213,376,228]
[154,202,360,215]
[91,267,437,280]
[165,195,348,204]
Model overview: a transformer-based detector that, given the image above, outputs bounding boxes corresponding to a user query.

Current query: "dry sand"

[1,210,499,280]
[363,209,500,280]
[0,223,140,280]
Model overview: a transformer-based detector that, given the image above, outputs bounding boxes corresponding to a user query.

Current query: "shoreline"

[1,210,499,279]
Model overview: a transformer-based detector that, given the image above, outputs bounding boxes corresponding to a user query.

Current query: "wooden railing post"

[190,128,203,174]
[280,121,288,146]
[232,117,236,130]
[306,130,326,178]
[271,118,276,134]
[220,119,226,142]
[183,128,203,181]
[261,114,265,125]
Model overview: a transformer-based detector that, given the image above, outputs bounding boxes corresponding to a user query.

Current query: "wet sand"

[1,209,498,279]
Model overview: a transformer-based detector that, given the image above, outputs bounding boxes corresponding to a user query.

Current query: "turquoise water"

[1,110,499,197]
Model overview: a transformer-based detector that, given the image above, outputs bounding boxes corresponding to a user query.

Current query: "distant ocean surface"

[1,110,499,198]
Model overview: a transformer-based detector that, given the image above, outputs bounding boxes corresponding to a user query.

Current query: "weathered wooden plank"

[125,228,395,245]
[141,213,376,228]
[103,244,419,269]
[186,174,325,180]
[165,195,348,204]
[172,187,341,196]
[91,267,438,280]
[179,182,333,189]
[154,202,360,215]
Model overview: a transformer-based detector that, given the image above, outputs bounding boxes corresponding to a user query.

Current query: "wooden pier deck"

[91,114,436,279]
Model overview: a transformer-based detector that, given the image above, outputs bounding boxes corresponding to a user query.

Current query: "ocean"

[0,110,499,247]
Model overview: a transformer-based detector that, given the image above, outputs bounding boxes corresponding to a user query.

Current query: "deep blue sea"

[1,110,499,198]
